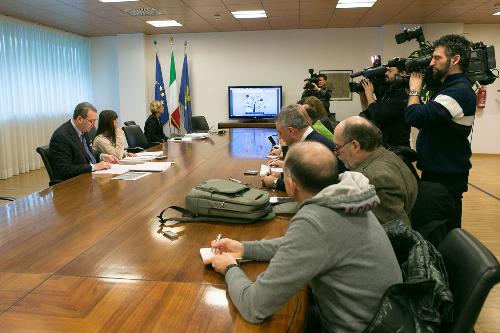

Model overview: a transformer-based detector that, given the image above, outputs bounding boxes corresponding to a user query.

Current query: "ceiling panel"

[0,0,498,37]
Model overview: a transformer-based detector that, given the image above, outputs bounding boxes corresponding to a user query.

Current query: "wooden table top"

[0,128,306,332]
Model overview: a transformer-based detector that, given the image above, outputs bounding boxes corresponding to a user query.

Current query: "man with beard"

[404,34,476,229]
[359,66,410,149]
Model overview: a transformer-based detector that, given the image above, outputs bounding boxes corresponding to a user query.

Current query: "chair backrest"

[190,116,209,132]
[438,228,500,333]
[122,125,149,149]
[0,196,15,201]
[124,120,136,126]
[36,145,59,186]
[87,126,97,144]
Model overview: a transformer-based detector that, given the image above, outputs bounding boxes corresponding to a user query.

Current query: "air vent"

[122,8,162,16]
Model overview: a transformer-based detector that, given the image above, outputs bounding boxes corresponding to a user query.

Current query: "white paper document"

[94,164,130,175]
[112,171,151,181]
[259,164,283,176]
[128,162,172,172]
[200,248,214,262]
[185,133,209,139]
[170,137,193,142]
[137,151,163,157]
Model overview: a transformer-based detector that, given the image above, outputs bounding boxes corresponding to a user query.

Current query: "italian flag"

[169,51,180,129]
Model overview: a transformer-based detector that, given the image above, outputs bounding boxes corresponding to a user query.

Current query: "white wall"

[90,24,500,153]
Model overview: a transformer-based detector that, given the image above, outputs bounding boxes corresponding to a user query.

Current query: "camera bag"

[157,178,275,224]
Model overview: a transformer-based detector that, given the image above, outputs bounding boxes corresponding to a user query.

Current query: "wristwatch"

[225,263,240,275]
[408,90,420,96]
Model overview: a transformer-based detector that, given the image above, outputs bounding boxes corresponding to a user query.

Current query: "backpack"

[158,179,275,224]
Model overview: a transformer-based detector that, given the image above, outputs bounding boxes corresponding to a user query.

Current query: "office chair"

[87,127,97,144]
[124,120,136,126]
[0,196,15,201]
[36,145,61,186]
[438,228,500,333]
[190,116,210,132]
[122,125,157,152]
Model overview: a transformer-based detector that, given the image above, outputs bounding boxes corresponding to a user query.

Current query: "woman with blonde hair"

[144,100,168,144]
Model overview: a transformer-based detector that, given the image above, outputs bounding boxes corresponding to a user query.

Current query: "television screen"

[228,86,282,119]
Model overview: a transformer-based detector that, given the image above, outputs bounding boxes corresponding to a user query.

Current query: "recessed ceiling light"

[231,10,267,19]
[99,0,139,3]
[147,20,183,27]
[336,0,377,8]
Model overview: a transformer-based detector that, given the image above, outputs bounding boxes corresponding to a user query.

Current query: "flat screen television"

[228,86,282,120]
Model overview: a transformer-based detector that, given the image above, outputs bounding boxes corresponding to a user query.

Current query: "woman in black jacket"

[144,100,168,144]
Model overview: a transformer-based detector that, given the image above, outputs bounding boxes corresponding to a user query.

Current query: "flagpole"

[169,36,175,135]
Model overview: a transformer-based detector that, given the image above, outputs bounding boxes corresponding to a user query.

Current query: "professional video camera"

[303,68,320,90]
[349,55,388,94]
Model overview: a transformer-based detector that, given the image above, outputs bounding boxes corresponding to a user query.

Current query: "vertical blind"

[0,15,91,179]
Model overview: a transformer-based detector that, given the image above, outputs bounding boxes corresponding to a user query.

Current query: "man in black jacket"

[359,66,410,149]
[261,104,336,190]
[49,102,119,182]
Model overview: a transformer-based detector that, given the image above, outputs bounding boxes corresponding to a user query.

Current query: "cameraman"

[358,66,410,149]
[302,74,332,113]
[405,34,476,229]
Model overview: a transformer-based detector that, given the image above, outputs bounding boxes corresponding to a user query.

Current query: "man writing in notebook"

[50,102,119,182]
[205,141,401,333]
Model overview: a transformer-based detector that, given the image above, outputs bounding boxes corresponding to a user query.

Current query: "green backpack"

[158,179,276,224]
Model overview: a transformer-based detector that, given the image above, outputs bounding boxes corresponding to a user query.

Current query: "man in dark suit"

[49,102,119,182]
[261,104,337,190]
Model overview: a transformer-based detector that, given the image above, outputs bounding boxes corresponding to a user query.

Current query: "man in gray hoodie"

[205,141,402,332]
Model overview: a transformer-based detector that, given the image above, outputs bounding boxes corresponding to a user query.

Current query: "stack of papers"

[94,162,173,175]
[170,137,192,142]
[112,171,151,181]
[259,164,283,177]
[185,132,209,139]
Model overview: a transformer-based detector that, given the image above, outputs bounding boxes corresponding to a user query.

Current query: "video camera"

[349,55,387,94]
[304,68,320,90]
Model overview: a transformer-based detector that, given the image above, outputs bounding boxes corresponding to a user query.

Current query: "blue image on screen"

[229,86,281,119]
[229,128,278,158]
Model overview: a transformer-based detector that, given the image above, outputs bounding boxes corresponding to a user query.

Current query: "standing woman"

[93,110,134,159]
[144,100,168,144]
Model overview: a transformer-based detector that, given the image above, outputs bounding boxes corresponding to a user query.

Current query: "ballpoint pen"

[212,233,222,253]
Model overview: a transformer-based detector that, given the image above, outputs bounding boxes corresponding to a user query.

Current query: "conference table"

[0,128,307,332]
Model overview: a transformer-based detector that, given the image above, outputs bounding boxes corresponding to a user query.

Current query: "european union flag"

[155,53,169,125]
[179,53,192,132]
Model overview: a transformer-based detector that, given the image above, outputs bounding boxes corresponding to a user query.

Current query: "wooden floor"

[1,155,499,332]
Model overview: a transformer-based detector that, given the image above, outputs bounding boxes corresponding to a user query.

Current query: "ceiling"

[0,0,499,37]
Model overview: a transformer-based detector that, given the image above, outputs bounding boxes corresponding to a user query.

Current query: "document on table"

[137,151,163,157]
[93,164,130,175]
[185,133,209,139]
[200,248,243,264]
[259,164,283,177]
[170,137,193,142]
[112,171,151,181]
[128,162,173,172]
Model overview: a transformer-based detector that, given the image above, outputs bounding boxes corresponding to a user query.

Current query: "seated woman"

[144,100,168,144]
[304,106,334,141]
[302,95,335,133]
[93,110,134,159]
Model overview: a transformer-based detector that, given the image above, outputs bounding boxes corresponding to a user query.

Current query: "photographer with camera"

[358,66,410,149]
[302,72,332,113]
[405,34,476,229]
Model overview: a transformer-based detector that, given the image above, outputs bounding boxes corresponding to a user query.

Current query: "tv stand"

[241,118,274,123]
[218,121,275,129]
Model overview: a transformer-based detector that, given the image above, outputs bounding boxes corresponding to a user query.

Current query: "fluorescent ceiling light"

[494,11,500,15]
[147,20,182,27]
[336,0,377,8]
[99,0,139,3]
[231,10,267,19]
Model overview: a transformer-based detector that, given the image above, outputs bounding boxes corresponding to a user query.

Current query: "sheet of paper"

[260,164,284,177]
[112,171,151,181]
[93,164,130,175]
[200,248,214,263]
[136,151,163,157]
[185,132,209,139]
[128,162,172,172]
[170,137,193,142]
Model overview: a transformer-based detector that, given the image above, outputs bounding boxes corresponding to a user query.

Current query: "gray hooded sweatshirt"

[225,171,403,332]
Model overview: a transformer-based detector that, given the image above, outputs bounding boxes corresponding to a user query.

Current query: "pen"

[212,233,221,253]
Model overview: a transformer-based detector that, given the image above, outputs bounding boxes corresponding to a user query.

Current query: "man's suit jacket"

[354,147,418,226]
[49,120,99,181]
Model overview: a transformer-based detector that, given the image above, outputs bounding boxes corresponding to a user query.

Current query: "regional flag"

[179,53,192,133]
[155,52,169,125]
[169,51,180,130]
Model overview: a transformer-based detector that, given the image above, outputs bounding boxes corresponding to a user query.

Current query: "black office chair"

[87,127,97,144]
[438,228,500,333]
[124,120,136,126]
[190,116,209,132]
[122,125,156,152]
[0,196,15,201]
[36,145,61,186]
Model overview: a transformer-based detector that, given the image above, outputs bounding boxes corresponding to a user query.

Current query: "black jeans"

[305,287,327,333]
[421,171,469,229]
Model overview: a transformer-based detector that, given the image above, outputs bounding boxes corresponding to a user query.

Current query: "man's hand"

[268,147,281,156]
[93,161,111,171]
[312,83,320,91]
[409,72,423,92]
[101,153,120,164]
[268,159,284,168]
[361,79,376,105]
[205,253,237,275]
[261,175,276,189]
[211,238,244,258]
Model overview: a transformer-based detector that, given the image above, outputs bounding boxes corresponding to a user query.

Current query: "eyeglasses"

[82,117,97,124]
[333,140,352,154]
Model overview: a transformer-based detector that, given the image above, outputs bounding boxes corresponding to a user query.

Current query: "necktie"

[81,134,96,164]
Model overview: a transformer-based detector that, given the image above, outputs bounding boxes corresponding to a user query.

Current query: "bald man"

[333,116,418,226]
[206,142,402,332]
